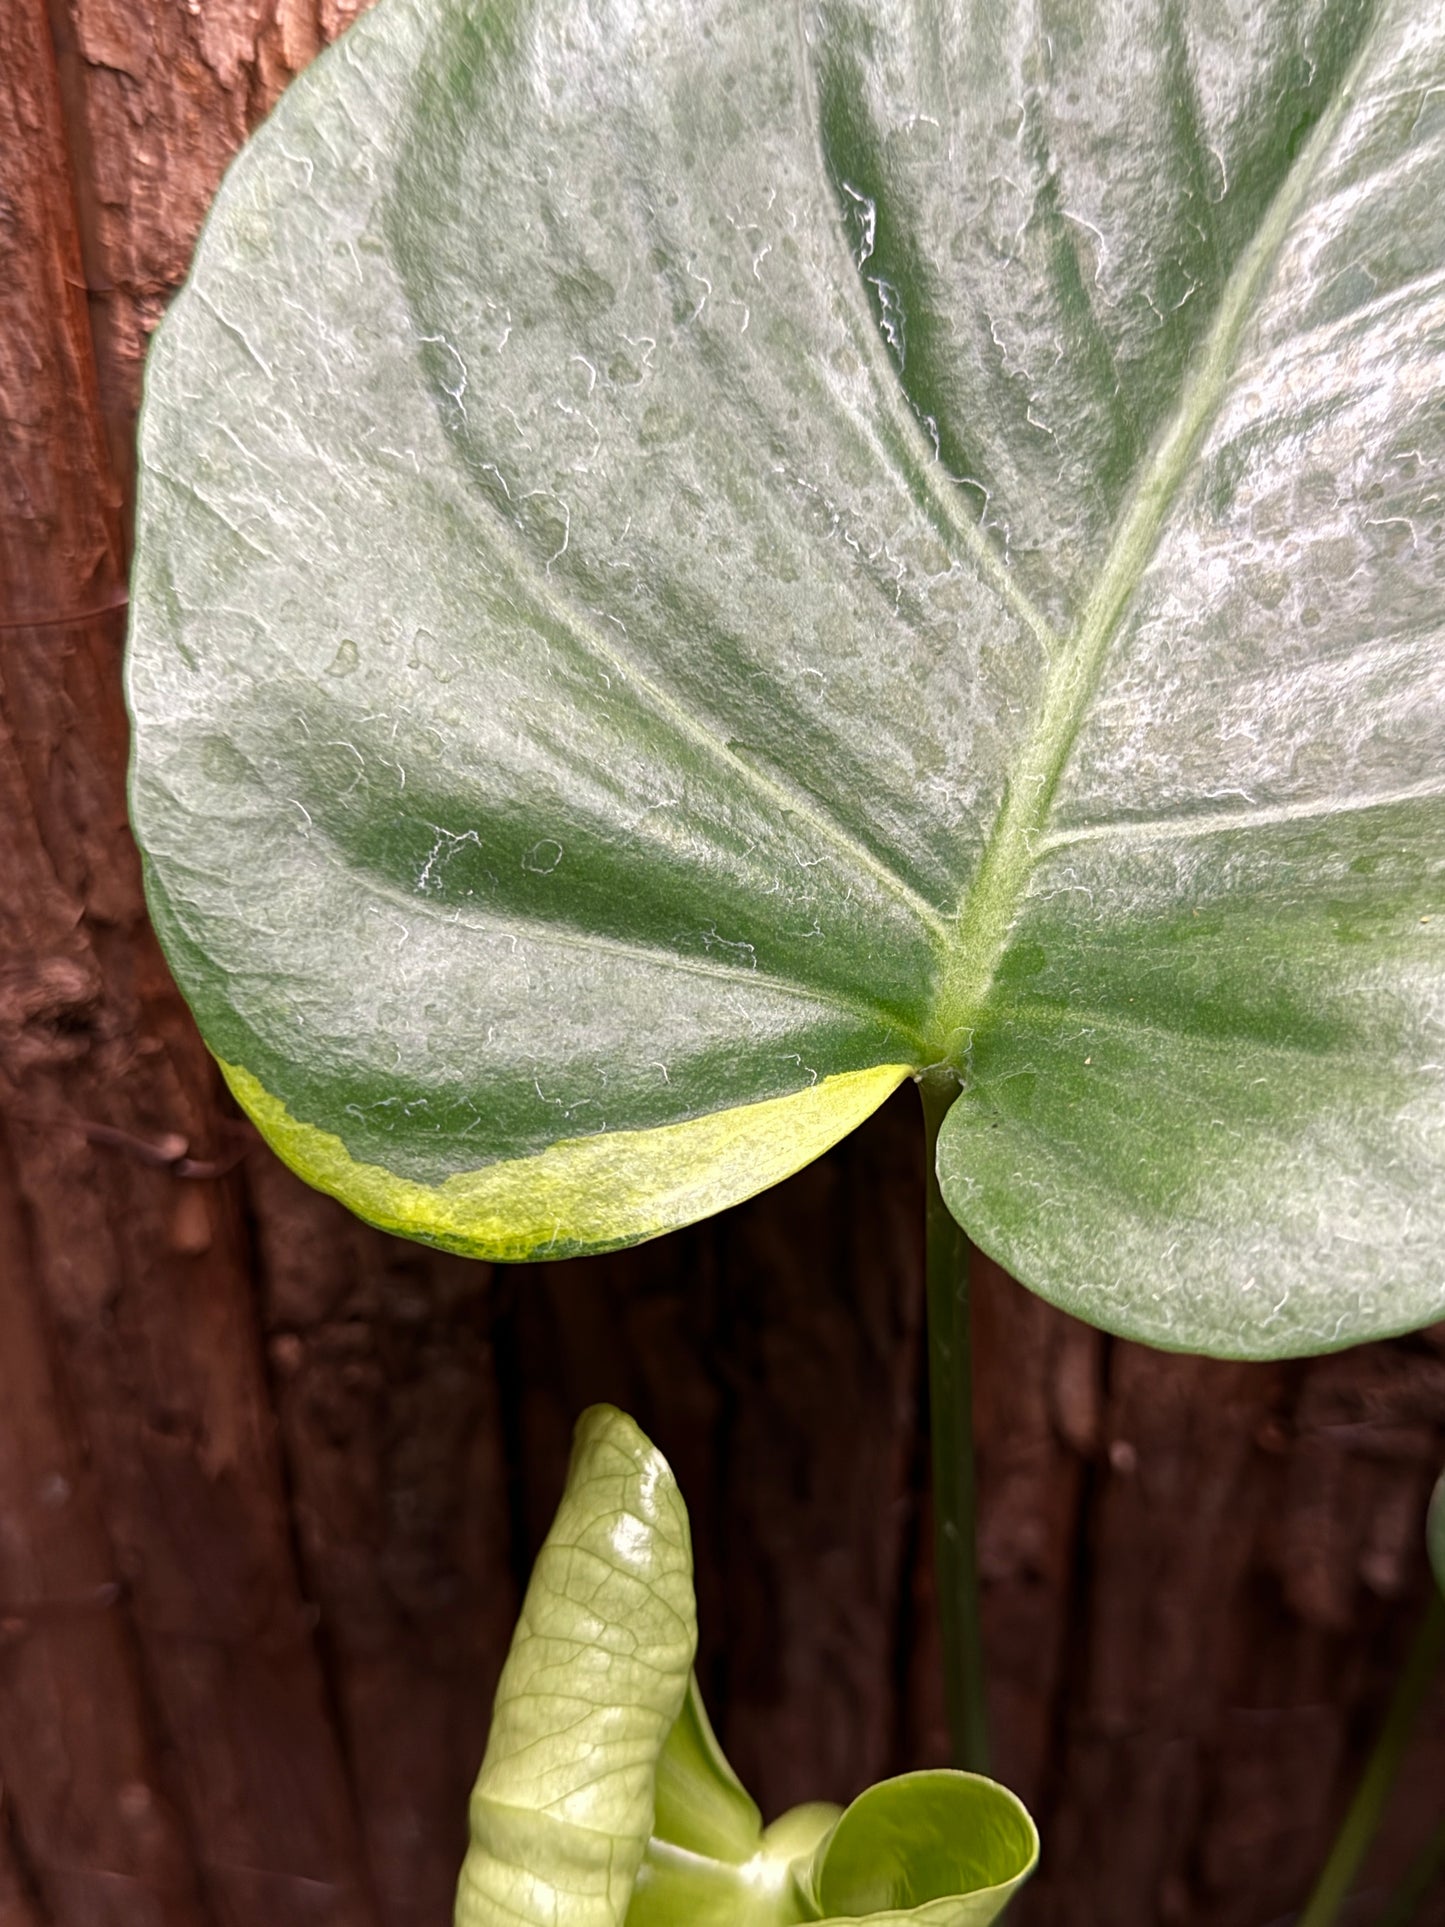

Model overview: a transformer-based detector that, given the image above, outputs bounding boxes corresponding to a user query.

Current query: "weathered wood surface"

[2,0,1443,1922]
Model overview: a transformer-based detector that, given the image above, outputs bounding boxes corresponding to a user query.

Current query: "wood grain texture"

[3,1,380,1920]
[1,0,1443,1923]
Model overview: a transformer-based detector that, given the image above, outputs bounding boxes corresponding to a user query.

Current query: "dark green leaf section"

[943,803,1444,1354]
[930,2,1445,1353]
[808,0,1381,626]
[127,0,1445,1347]
[140,848,910,1181]
[455,1407,1037,1927]
[386,0,1052,912]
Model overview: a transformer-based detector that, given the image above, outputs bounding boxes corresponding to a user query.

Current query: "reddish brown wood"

[0,1125,202,1927]
[245,1155,518,1927]
[2,1,382,1921]
[0,1802,47,1927]
[2,2,1444,1924]
[0,0,125,628]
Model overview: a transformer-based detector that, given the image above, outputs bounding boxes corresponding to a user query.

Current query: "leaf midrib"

[921,26,1379,1063]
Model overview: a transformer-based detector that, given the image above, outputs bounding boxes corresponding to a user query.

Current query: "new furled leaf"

[456,1407,1037,1927]
[127,0,1445,1356]
[455,1406,695,1927]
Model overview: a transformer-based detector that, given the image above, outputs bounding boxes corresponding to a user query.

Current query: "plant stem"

[919,1069,989,1775]
[1297,1592,1445,1927]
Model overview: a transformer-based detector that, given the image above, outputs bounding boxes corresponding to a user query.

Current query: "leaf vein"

[791,0,1064,664]
[1040,778,1445,854]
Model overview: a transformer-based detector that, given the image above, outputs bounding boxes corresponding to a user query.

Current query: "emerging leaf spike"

[455,1407,1038,1927]
[456,1407,696,1927]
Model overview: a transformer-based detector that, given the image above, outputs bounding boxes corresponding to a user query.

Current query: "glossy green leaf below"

[455,1407,1037,1927]
[126,0,1445,1354]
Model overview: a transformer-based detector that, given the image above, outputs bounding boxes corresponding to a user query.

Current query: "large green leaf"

[455,1407,1037,1927]
[126,0,1445,1354]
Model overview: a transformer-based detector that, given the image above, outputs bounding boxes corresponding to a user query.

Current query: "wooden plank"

[0,0,382,1919]
[0,0,124,625]
[0,1108,204,1927]
[0,1797,49,1927]
[247,1155,518,1927]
